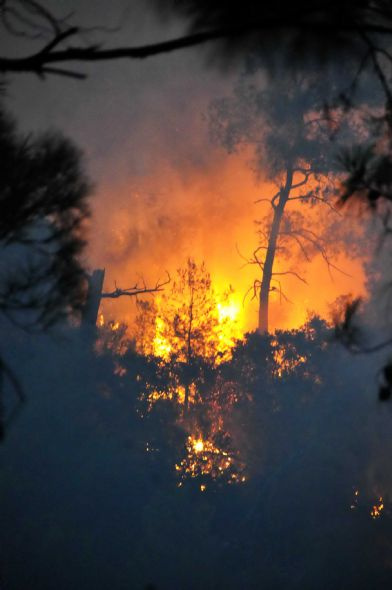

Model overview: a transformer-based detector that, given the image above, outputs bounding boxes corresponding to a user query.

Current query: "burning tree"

[133,258,248,486]
[210,68,359,333]
[135,258,240,366]
[135,258,242,409]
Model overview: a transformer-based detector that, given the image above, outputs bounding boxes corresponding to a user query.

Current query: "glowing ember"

[370,497,384,519]
[350,489,360,510]
[175,435,246,486]
[350,488,387,519]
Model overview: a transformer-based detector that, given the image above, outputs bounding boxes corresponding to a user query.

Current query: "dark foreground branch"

[2,15,392,78]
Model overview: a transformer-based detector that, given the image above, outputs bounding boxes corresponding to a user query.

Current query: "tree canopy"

[0,105,90,328]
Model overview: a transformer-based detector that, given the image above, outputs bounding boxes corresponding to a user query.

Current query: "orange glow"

[91,150,368,337]
[136,267,243,365]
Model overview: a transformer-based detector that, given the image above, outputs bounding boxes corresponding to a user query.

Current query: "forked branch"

[101,272,170,299]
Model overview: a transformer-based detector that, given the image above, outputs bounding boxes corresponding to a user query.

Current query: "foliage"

[210,70,338,177]
[0,105,90,328]
[4,316,392,588]
[135,258,236,364]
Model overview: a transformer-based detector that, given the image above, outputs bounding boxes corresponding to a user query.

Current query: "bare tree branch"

[270,278,293,304]
[101,272,170,299]
[287,193,341,214]
[255,190,280,208]
[3,8,392,78]
[281,231,311,262]
[271,269,308,284]
[291,170,311,190]
[289,227,350,278]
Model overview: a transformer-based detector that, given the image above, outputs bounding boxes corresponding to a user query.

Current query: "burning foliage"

[134,258,243,364]
[95,313,129,357]
[175,434,246,489]
[124,259,249,485]
[96,271,338,490]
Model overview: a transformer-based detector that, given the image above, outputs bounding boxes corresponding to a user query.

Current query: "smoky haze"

[2,2,392,590]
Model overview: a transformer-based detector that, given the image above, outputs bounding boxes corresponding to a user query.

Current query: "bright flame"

[217,297,241,323]
[215,291,244,361]
[153,315,172,358]
[194,439,204,453]
[146,288,243,364]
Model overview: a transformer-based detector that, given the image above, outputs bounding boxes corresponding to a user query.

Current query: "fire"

[350,488,386,519]
[153,315,172,358]
[91,129,368,341]
[95,314,128,356]
[271,338,307,378]
[133,263,249,487]
[135,261,244,365]
[97,313,120,332]
[142,383,197,411]
[215,291,244,360]
[370,497,384,519]
[217,296,241,323]
[193,439,204,453]
[175,435,246,486]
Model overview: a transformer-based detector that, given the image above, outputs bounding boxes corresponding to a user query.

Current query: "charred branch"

[101,273,170,299]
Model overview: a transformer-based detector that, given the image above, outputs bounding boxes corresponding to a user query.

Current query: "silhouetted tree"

[0,105,90,328]
[210,69,351,333]
[0,104,91,438]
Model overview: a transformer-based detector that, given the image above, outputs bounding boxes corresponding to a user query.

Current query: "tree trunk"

[258,166,293,334]
[81,268,105,331]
